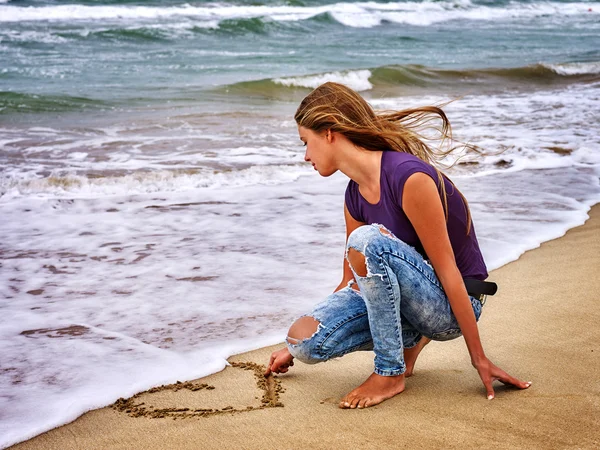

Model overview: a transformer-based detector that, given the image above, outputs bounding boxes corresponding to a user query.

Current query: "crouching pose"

[264,82,530,409]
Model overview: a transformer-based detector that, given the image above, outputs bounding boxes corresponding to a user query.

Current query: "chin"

[317,168,337,177]
[317,170,337,178]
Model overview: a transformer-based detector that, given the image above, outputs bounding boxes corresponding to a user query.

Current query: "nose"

[304,150,309,162]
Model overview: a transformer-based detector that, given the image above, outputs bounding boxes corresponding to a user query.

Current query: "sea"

[1,0,599,446]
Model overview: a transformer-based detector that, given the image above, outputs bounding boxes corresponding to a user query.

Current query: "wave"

[544,61,600,76]
[1,1,597,27]
[274,69,374,91]
[215,17,274,35]
[97,26,176,42]
[0,165,312,199]
[220,62,600,96]
[0,92,107,114]
[4,61,598,114]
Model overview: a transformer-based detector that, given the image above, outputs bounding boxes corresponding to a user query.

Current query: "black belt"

[463,278,497,304]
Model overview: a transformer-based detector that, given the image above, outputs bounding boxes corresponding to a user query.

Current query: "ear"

[326,129,333,143]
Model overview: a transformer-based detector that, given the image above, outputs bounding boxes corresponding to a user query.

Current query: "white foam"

[0,1,597,26]
[0,29,69,44]
[370,1,599,27]
[0,3,318,23]
[274,70,373,91]
[369,83,600,177]
[0,164,313,200]
[545,61,600,76]
[328,4,382,28]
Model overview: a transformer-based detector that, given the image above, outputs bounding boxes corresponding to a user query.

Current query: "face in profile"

[297,125,337,177]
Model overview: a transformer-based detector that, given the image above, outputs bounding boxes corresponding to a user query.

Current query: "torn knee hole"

[376,224,392,237]
[347,247,368,277]
[287,316,320,344]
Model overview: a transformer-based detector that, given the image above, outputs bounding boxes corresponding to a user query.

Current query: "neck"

[336,144,383,191]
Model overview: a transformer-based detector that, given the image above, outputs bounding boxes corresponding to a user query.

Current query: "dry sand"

[11,205,600,450]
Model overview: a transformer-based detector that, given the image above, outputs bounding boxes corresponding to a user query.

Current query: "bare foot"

[339,372,405,409]
[404,337,431,377]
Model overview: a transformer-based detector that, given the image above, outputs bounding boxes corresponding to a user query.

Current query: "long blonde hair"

[294,81,473,234]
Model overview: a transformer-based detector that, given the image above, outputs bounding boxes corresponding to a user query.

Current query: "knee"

[346,223,397,254]
[346,224,391,277]
[286,316,325,364]
[347,248,367,277]
[287,316,320,343]
[346,224,381,253]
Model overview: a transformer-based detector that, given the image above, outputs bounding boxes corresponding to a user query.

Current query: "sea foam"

[0,164,312,199]
[274,70,373,92]
[545,61,600,76]
[1,1,597,27]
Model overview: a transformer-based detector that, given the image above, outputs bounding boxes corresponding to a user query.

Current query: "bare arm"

[403,172,530,398]
[334,203,365,292]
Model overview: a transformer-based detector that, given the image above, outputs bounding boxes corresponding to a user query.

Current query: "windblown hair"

[294,81,473,234]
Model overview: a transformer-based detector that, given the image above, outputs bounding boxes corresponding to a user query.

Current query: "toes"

[339,397,351,409]
[357,398,369,409]
[339,393,362,409]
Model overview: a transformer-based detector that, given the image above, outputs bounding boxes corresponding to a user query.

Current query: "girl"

[264,82,530,409]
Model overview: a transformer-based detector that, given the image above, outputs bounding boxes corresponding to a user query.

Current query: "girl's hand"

[473,357,531,399]
[264,347,294,376]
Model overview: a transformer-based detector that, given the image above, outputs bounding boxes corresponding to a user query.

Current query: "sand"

[10,205,600,450]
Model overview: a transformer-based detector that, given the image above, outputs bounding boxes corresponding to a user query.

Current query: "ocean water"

[1,0,600,446]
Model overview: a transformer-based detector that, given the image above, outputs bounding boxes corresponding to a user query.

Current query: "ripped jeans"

[286,224,483,376]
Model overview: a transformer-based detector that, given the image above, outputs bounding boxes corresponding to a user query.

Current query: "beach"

[2,0,600,447]
[10,204,600,450]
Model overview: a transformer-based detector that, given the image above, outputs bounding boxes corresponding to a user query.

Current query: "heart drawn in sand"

[111,362,284,420]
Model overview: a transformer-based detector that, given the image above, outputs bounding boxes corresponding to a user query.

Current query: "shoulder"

[345,178,359,196]
[382,152,439,207]
[345,178,361,208]
[383,151,438,189]
[344,179,361,220]
[383,151,436,177]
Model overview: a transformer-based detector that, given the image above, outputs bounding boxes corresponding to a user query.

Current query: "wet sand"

[10,205,600,450]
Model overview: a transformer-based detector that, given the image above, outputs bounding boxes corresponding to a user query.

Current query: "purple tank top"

[345,151,488,280]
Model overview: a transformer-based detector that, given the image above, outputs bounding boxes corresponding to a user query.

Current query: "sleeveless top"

[345,151,488,280]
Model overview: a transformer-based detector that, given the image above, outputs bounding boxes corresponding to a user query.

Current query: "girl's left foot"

[404,337,431,377]
[339,372,405,409]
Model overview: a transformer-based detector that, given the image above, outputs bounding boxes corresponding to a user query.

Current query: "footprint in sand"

[111,362,284,420]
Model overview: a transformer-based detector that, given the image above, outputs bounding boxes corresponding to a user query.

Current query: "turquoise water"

[1,1,600,448]
[1,0,599,185]
[2,0,599,114]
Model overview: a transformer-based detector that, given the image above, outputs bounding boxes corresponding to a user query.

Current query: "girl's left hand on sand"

[472,357,532,400]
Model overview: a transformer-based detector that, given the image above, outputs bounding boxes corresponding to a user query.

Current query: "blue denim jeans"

[286,224,483,376]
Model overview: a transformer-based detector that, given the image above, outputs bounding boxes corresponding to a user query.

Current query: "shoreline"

[8,203,600,449]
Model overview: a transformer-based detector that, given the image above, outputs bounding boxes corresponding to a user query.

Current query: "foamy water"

[275,70,374,92]
[1,1,598,26]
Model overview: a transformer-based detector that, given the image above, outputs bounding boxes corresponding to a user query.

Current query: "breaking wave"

[1,1,597,27]
[220,62,600,96]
